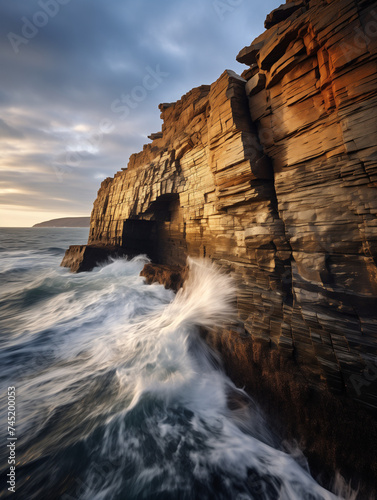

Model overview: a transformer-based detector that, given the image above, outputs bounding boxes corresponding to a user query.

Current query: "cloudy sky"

[1,0,278,227]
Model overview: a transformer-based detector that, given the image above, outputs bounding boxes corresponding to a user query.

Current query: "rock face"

[140,263,188,292]
[62,0,377,488]
[236,0,377,410]
[61,245,127,272]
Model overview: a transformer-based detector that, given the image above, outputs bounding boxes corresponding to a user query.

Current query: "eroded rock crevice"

[123,193,187,266]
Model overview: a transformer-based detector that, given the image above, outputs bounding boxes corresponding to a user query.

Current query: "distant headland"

[33,217,90,228]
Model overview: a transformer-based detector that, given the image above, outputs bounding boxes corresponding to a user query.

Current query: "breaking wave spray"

[0,231,358,499]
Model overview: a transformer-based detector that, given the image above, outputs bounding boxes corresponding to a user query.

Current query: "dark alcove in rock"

[122,193,187,265]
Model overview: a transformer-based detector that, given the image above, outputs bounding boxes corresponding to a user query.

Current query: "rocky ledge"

[62,0,377,492]
[61,245,127,273]
[140,263,188,292]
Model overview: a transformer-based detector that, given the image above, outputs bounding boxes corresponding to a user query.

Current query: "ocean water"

[0,228,354,499]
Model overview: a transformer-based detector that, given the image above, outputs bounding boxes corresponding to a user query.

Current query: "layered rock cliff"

[62,0,377,489]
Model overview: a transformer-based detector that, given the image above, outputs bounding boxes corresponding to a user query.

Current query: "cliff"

[62,0,377,490]
[33,217,90,228]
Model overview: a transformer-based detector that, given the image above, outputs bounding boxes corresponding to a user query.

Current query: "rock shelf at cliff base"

[62,0,377,494]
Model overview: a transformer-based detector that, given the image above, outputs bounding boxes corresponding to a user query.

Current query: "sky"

[0,0,279,227]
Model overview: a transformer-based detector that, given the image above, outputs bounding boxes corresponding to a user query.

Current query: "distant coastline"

[33,217,90,228]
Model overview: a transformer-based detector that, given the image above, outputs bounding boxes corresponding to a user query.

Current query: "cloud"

[0,118,24,139]
[0,0,279,226]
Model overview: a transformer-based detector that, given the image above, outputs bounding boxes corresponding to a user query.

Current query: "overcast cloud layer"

[0,0,278,226]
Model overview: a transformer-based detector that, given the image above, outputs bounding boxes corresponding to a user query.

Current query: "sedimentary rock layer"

[61,245,127,273]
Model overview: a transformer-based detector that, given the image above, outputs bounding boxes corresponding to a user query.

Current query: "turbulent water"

[0,228,354,499]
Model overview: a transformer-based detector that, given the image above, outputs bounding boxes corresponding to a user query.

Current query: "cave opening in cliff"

[122,193,187,265]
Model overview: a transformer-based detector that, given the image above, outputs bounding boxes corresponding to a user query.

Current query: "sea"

[0,228,357,499]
